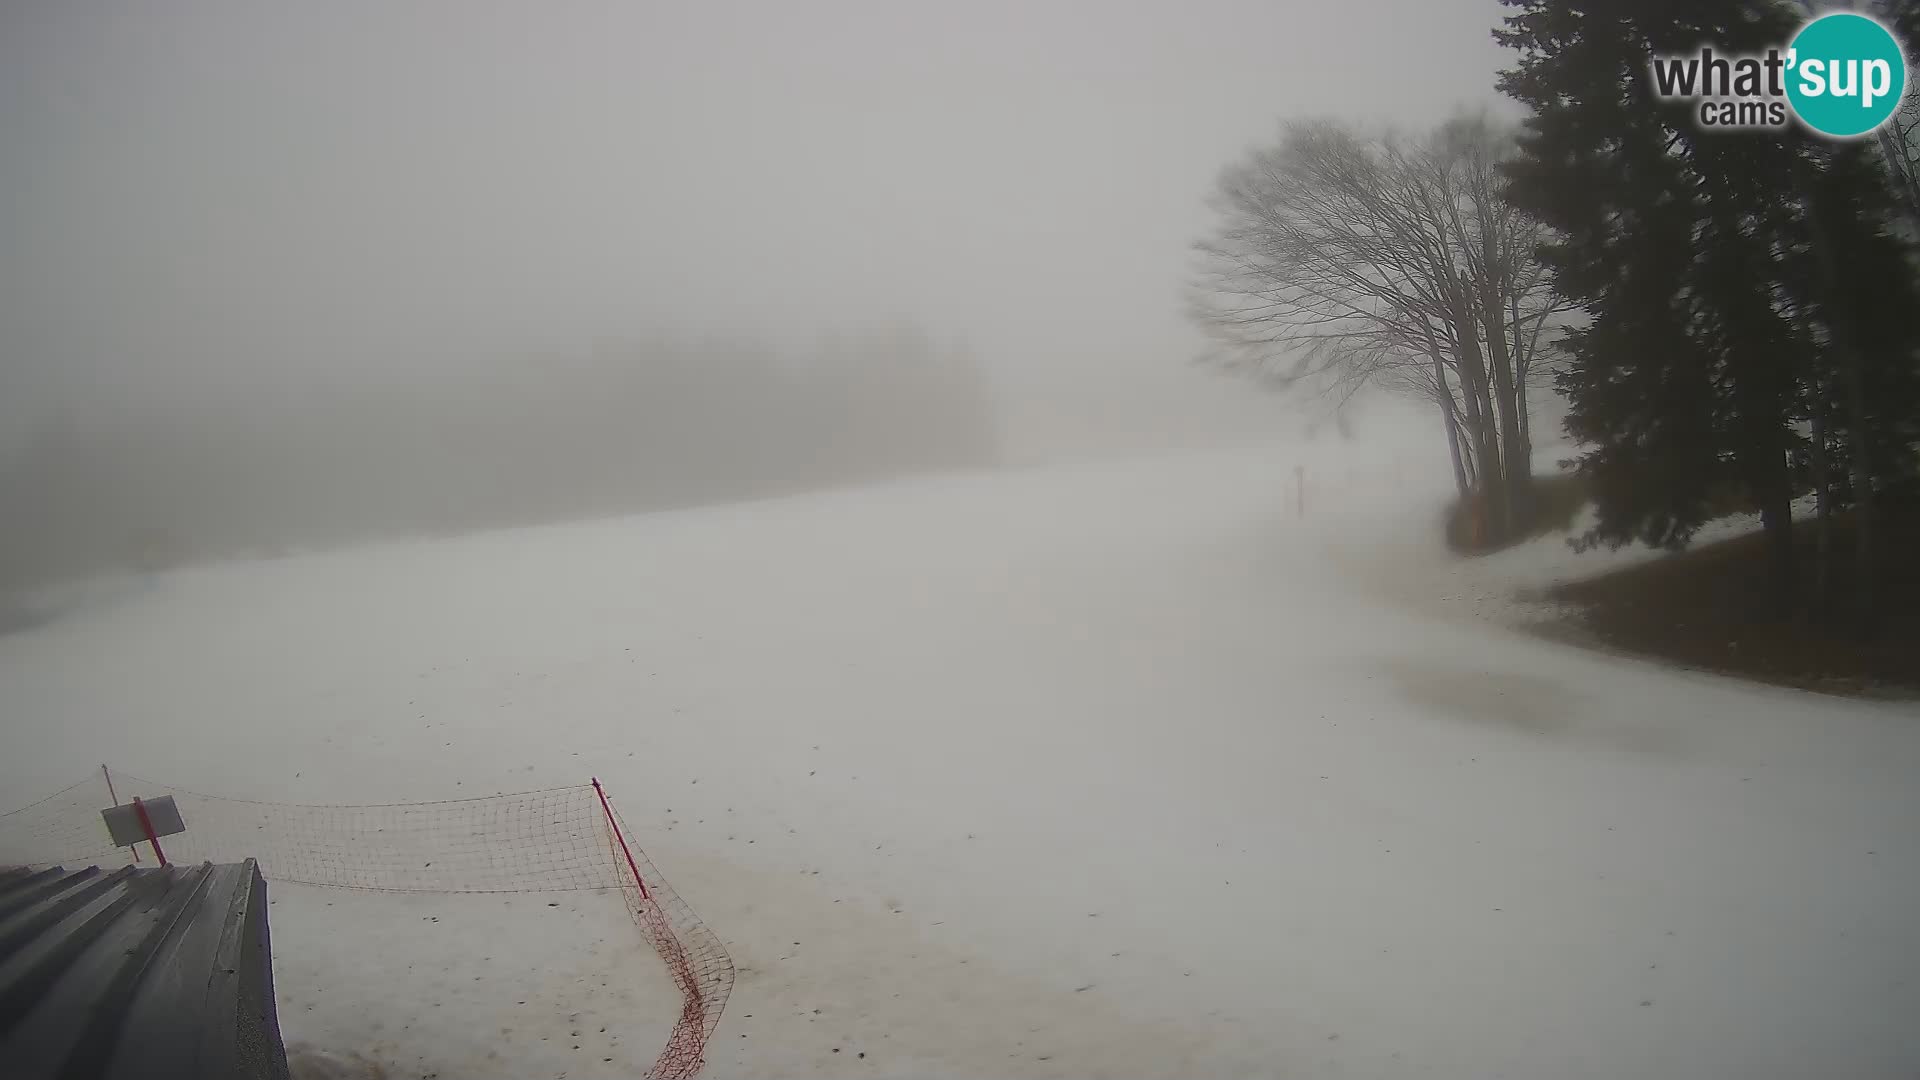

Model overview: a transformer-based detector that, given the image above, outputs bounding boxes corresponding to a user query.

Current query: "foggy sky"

[1,0,1511,450]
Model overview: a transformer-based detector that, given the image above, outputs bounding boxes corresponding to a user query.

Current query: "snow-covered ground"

[3,440,1918,1079]
[275,888,672,1079]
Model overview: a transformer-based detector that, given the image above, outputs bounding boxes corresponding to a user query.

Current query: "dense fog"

[0,0,1510,589]
[0,328,1000,586]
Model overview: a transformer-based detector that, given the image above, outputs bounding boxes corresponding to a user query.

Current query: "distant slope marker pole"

[101,764,139,863]
[592,777,650,900]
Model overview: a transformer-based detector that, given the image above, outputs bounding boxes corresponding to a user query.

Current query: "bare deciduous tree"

[1190,114,1573,539]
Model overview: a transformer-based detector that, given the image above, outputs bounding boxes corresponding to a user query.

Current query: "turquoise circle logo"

[1786,13,1908,138]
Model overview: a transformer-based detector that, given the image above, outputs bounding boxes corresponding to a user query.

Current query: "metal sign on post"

[101,795,186,867]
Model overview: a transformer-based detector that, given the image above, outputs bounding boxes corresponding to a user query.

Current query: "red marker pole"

[591,778,649,901]
[132,796,167,868]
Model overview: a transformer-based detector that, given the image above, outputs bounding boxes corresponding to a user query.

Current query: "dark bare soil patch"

[1540,503,1920,699]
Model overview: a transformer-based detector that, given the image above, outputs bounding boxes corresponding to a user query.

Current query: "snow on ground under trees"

[2,439,1917,1079]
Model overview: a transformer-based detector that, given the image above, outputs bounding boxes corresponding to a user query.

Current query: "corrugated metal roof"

[0,860,290,1080]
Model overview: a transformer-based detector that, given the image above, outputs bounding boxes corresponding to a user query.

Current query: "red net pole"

[591,778,649,901]
[132,796,167,867]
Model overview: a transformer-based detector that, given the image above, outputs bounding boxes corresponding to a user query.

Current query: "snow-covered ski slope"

[3,440,1917,1079]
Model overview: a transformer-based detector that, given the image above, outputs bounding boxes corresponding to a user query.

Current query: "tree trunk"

[1509,291,1537,468]
[1799,161,1878,629]
[1725,413,1798,617]
[1758,478,1797,616]
[1476,220,1530,536]
[1515,365,1532,462]
[1433,348,1470,499]
[1696,163,1798,616]
[1837,349,1877,629]
[1808,405,1833,615]
[1450,294,1505,536]
[1728,418,1798,615]
[1478,277,1530,536]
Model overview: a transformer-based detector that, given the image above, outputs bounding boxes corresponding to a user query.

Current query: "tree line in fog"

[0,326,996,590]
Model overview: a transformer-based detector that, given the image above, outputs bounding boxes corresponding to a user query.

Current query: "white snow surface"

[3,441,1918,1079]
